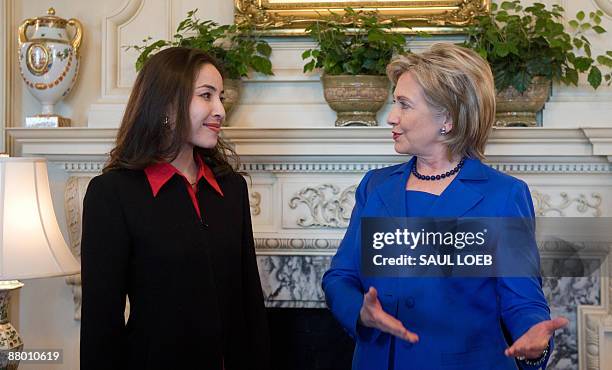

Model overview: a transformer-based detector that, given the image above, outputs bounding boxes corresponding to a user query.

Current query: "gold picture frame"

[235,0,491,36]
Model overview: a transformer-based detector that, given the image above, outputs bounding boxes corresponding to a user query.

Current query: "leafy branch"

[124,9,273,79]
[302,8,414,76]
[463,1,612,92]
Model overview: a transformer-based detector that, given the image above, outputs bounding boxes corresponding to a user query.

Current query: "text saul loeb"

[370,228,493,267]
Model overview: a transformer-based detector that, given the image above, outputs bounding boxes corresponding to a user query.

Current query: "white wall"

[10,0,612,130]
[1,0,8,153]
[11,0,234,127]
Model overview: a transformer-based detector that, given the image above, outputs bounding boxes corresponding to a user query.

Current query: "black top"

[80,168,270,370]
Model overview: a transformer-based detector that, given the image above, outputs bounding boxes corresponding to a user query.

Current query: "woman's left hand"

[504,316,568,360]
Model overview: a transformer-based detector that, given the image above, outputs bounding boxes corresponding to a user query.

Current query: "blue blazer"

[322,158,552,370]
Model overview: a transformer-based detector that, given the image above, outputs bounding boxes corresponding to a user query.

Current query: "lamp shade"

[0,157,80,280]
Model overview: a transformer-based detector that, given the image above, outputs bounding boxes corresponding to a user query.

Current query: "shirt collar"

[144,155,224,197]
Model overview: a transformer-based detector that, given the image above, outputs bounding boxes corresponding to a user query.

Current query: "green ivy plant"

[126,9,273,79]
[302,8,410,76]
[463,1,612,92]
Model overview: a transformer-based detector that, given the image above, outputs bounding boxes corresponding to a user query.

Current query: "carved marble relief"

[250,191,261,216]
[531,190,602,217]
[289,184,356,228]
[64,176,91,320]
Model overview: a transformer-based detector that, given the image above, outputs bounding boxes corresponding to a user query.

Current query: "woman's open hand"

[359,287,419,343]
[504,316,568,360]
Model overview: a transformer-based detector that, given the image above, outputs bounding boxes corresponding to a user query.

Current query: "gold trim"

[19,37,70,45]
[67,18,83,54]
[19,49,74,90]
[35,19,68,28]
[18,18,34,46]
[26,43,50,76]
[234,0,490,35]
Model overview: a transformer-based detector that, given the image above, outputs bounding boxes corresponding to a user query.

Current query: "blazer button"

[405,297,415,308]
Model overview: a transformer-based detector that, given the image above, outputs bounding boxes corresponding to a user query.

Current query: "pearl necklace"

[411,157,466,181]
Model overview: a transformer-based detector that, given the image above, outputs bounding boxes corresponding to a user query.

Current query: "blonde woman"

[322,43,567,369]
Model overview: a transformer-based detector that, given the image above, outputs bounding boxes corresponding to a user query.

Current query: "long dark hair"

[104,47,239,176]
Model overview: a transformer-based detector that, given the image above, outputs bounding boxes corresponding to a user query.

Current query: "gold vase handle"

[18,18,35,46]
[67,18,83,54]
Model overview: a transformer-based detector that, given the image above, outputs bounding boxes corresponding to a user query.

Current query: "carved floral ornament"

[234,0,491,35]
[531,190,602,217]
[289,184,357,228]
[288,184,605,229]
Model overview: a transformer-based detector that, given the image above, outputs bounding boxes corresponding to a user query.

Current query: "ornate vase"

[18,8,83,127]
[0,281,24,370]
[322,74,390,127]
[495,76,551,127]
[222,78,241,125]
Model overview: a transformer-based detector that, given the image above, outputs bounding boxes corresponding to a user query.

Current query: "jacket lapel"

[372,157,488,217]
[427,158,487,217]
[374,158,414,217]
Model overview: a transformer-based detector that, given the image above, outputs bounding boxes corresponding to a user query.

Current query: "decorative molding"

[241,162,395,173]
[255,237,612,255]
[2,0,16,148]
[100,0,176,103]
[250,191,261,216]
[578,249,611,370]
[532,191,603,217]
[600,315,612,368]
[234,0,489,35]
[0,0,7,151]
[593,0,612,17]
[64,176,92,320]
[61,161,105,173]
[254,238,340,255]
[490,163,612,174]
[63,177,82,320]
[583,128,612,163]
[225,127,593,157]
[242,162,612,174]
[9,159,612,176]
[537,241,612,254]
[289,184,356,228]
[102,0,145,101]
[65,177,91,259]
[7,127,612,163]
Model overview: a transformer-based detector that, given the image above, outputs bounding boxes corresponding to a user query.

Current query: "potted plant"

[463,1,612,126]
[126,9,273,118]
[302,8,409,126]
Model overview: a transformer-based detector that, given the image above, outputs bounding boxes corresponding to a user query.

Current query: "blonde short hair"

[386,43,495,160]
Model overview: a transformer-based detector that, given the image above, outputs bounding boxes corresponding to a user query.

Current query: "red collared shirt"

[144,155,224,219]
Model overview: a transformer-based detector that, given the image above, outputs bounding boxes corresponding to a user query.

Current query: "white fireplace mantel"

[7,126,612,370]
[7,126,612,163]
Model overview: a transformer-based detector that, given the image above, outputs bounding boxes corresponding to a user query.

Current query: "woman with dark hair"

[80,47,270,370]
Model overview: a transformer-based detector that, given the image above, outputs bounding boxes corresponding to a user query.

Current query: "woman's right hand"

[359,286,419,343]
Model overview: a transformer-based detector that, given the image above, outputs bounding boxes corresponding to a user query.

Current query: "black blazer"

[80,168,270,370]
